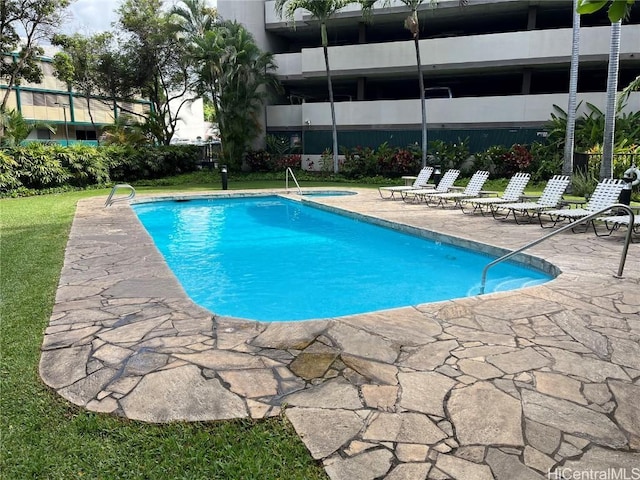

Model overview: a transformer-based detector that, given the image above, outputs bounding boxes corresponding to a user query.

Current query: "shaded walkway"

[41,190,640,479]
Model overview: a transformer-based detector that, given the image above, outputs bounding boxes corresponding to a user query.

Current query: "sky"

[64,0,217,35]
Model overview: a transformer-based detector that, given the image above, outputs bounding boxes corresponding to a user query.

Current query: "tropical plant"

[12,143,70,189]
[100,114,154,147]
[274,0,376,173]
[576,0,636,22]
[0,108,54,146]
[617,74,640,110]
[570,168,598,198]
[172,1,279,169]
[429,138,471,173]
[216,22,280,169]
[53,144,110,187]
[0,150,22,191]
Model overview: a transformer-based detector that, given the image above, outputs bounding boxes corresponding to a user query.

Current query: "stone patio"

[40,189,640,479]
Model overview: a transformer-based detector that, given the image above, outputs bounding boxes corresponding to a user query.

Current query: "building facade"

[218,0,640,166]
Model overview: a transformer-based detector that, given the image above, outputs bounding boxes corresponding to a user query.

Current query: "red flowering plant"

[503,144,533,177]
[273,154,302,170]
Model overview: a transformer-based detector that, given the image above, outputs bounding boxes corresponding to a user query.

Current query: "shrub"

[0,150,22,192]
[571,169,598,198]
[245,149,272,172]
[389,148,420,176]
[473,145,509,178]
[528,142,563,182]
[341,145,376,179]
[429,138,472,174]
[272,154,301,170]
[13,143,70,189]
[55,144,110,187]
[502,144,533,177]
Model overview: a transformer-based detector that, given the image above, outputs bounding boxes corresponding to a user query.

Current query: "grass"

[0,190,328,479]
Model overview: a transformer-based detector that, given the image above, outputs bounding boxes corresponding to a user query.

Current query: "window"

[36,129,51,140]
[33,92,46,106]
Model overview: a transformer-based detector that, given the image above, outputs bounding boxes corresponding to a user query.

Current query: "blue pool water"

[300,190,358,197]
[133,196,552,321]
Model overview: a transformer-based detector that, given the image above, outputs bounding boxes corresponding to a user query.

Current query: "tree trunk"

[563,0,580,185]
[415,34,427,168]
[600,20,621,180]
[321,22,339,173]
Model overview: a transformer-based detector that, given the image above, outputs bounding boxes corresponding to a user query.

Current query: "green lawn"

[0,188,327,480]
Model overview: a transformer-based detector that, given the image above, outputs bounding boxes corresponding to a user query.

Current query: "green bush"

[54,144,110,187]
[13,143,70,189]
[0,143,202,195]
[428,138,473,175]
[0,150,22,192]
[473,145,509,178]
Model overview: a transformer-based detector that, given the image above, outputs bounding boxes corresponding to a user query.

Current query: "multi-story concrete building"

[219,0,640,166]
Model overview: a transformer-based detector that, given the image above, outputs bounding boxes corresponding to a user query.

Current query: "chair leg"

[570,219,590,234]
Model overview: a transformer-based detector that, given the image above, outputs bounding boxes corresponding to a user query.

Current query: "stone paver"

[40,190,640,478]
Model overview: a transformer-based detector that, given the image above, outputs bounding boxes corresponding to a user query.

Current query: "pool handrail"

[479,204,634,294]
[105,184,136,207]
[286,167,302,194]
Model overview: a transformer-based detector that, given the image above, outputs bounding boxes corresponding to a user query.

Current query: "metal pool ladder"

[105,184,136,207]
[286,167,302,194]
[479,204,635,294]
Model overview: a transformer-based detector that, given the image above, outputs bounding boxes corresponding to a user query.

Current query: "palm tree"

[617,74,640,110]
[600,20,621,180]
[563,0,581,184]
[170,0,217,38]
[379,0,466,168]
[274,0,375,173]
[577,0,636,180]
[216,22,281,167]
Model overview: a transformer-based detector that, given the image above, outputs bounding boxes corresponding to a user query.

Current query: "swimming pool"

[132,196,553,321]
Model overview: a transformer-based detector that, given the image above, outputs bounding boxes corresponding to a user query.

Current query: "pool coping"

[40,188,640,478]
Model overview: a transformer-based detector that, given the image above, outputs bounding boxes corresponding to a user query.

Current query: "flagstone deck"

[40,189,639,480]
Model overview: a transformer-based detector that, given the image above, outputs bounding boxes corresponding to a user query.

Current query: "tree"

[0,0,71,138]
[51,33,114,143]
[599,20,621,180]
[577,0,636,179]
[563,0,581,184]
[377,0,466,168]
[576,0,635,22]
[274,0,375,173]
[172,1,279,168]
[116,0,199,145]
[215,22,280,168]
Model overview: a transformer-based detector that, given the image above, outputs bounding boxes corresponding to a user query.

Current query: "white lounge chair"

[459,172,531,215]
[401,169,461,203]
[538,178,626,230]
[594,213,640,237]
[378,166,434,199]
[492,175,571,224]
[425,170,490,207]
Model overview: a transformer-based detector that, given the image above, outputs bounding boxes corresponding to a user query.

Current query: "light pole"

[54,102,70,145]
